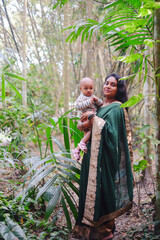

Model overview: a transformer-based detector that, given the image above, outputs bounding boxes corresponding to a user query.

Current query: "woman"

[73,73,134,240]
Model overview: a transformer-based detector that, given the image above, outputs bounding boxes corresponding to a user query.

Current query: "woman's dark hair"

[105,73,128,103]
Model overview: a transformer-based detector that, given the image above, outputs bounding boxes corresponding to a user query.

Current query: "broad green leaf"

[60,175,79,196]
[55,155,78,165]
[58,161,80,174]
[61,186,78,219]
[4,72,26,81]
[69,118,83,147]
[45,185,61,220]
[144,39,154,48]
[63,117,71,156]
[46,126,53,154]
[52,2,59,10]
[58,168,80,184]
[1,74,5,102]
[0,217,27,240]
[5,78,22,99]
[119,73,138,81]
[118,53,142,63]
[52,137,69,158]
[36,174,58,201]
[50,117,57,127]
[144,1,160,10]
[115,39,145,51]
[61,196,72,229]
[138,6,152,17]
[121,94,144,108]
[42,186,57,202]
[103,0,121,10]
[22,156,52,182]
[3,64,10,71]
[25,166,56,194]
[111,34,151,47]
[25,163,53,185]
[155,73,160,77]
[133,159,148,172]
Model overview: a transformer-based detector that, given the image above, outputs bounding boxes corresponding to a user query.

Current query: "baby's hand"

[93,96,99,104]
[90,96,97,103]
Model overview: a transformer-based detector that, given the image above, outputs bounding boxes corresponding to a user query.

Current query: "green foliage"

[9,107,82,230]
[0,63,26,104]
[0,98,82,232]
[0,191,69,239]
[121,94,144,108]
[0,217,27,240]
[65,0,160,106]
[52,0,69,10]
[133,125,160,175]
[20,154,80,230]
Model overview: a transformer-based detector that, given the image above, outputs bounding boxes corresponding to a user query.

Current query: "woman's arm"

[77,111,95,131]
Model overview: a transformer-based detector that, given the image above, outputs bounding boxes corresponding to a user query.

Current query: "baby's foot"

[73,148,80,161]
[78,141,87,153]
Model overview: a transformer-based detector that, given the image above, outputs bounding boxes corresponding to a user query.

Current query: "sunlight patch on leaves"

[121,94,144,108]
[118,53,142,63]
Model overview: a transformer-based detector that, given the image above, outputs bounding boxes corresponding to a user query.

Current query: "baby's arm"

[93,95,103,107]
[76,97,94,111]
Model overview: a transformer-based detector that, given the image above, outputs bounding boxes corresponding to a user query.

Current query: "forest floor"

[66,178,157,240]
[1,167,157,240]
[0,138,159,240]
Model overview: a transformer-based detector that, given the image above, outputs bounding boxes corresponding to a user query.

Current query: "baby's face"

[80,79,94,97]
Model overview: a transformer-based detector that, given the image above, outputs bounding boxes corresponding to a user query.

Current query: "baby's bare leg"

[81,130,91,145]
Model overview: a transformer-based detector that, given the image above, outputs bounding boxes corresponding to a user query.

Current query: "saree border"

[82,116,105,226]
[81,104,134,228]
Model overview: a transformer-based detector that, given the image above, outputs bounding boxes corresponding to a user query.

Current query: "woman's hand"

[77,119,92,131]
[80,111,94,122]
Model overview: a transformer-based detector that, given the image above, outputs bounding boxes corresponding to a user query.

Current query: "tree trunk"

[63,1,70,113]
[0,4,8,46]
[22,0,27,106]
[86,0,93,77]
[154,3,160,234]
[143,47,152,179]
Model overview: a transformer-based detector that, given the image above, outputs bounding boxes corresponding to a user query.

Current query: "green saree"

[74,102,133,239]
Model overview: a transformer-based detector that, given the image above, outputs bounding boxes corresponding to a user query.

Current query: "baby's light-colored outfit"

[75,93,103,113]
[73,93,103,160]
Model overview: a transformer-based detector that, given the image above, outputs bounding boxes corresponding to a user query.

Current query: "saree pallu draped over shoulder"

[73,103,134,240]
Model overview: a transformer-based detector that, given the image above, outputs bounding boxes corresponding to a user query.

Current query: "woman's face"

[103,76,118,99]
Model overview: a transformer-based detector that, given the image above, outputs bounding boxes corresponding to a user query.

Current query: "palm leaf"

[1,74,5,102]
[62,117,71,156]
[35,174,58,201]
[5,78,22,99]
[61,196,72,230]
[61,185,78,219]
[45,185,61,220]
[46,126,54,154]
[0,217,27,240]
[4,72,26,81]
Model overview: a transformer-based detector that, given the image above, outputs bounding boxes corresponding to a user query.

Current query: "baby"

[73,77,103,160]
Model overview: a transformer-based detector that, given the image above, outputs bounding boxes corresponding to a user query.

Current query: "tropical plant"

[0,216,27,240]
[0,62,26,105]
[16,108,83,230]
[65,0,160,106]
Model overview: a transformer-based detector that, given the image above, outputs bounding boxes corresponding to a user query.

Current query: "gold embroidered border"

[82,201,133,228]
[93,202,133,228]
[82,116,105,226]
